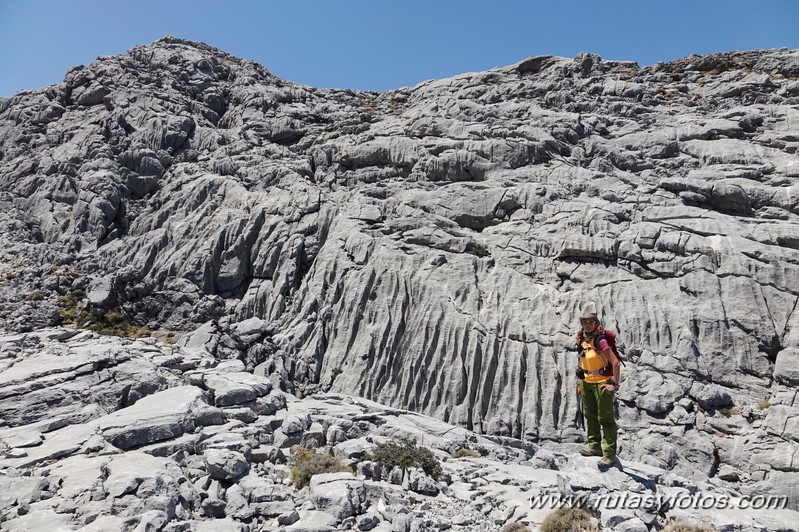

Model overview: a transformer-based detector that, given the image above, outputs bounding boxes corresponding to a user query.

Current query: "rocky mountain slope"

[1,328,797,531]
[1,36,798,525]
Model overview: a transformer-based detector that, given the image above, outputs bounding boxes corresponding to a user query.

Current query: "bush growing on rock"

[451,447,481,458]
[290,445,354,489]
[367,439,442,480]
[539,507,598,532]
[25,291,46,301]
[501,523,532,532]
[79,308,152,338]
[57,291,150,338]
[58,290,85,323]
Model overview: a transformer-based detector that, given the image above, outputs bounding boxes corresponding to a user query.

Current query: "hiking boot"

[580,446,602,457]
[597,455,619,470]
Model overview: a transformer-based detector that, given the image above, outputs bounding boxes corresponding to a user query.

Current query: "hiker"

[575,310,621,469]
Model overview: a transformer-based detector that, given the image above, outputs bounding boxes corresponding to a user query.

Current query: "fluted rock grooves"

[1,36,798,514]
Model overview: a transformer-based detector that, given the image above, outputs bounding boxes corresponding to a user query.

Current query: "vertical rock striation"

[1,37,798,499]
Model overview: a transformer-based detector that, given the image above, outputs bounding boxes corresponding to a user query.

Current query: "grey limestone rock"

[287,509,338,532]
[309,471,366,521]
[279,509,301,526]
[403,467,439,496]
[204,449,250,480]
[2,38,799,531]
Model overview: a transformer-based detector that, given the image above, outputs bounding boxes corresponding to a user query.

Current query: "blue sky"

[1,0,797,97]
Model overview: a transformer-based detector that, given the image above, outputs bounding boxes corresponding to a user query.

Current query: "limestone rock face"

[0,329,797,530]
[1,37,799,517]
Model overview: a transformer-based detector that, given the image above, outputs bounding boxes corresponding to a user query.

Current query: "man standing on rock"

[576,310,621,470]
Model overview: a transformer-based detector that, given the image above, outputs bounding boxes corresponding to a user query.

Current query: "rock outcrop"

[1,329,798,530]
[1,36,799,525]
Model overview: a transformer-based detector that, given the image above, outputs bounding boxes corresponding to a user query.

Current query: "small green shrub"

[58,290,85,309]
[539,507,598,532]
[662,522,716,532]
[367,439,442,481]
[57,292,151,338]
[719,407,741,418]
[451,447,480,459]
[58,291,85,324]
[501,523,531,532]
[80,309,151,338]
[290,445,353,489]
[757,400,770,411]
[49,265,78,278]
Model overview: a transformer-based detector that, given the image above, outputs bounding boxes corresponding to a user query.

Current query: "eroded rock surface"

[1,37,799,527]
[2,329,797,531]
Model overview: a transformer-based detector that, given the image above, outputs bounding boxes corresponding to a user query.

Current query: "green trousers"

[580,381,617,458]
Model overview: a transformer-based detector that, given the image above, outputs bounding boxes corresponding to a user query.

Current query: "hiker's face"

[581,319,598,332]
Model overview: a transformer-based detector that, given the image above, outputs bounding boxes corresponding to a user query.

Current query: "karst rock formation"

[1,37,798,529]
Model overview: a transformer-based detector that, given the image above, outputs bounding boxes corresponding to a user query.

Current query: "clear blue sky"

[1,0,797,97]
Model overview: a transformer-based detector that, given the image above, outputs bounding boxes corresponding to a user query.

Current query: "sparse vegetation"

[451,447,480,459]
[151,329,178,345]
[25,291,47,302]
[290,445,353,489]
[501,523,532,532]
[387,97,406,115]
[367,439,442,481]
[540,507,598,532]
[49,265,79,278]
[57,291,151,338]
[757,400,770,411]
[58,291,86,323]
[79,309,151,338]
[720,407,741,418]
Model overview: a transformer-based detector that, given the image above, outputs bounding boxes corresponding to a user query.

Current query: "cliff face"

[1,37,798,497]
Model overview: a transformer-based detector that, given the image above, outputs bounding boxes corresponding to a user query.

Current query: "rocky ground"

[1,37,799,529]
[1,328,798,531]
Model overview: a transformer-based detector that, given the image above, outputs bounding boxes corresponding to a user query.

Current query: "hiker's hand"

[575,368,585,380]
[601,384,618,394]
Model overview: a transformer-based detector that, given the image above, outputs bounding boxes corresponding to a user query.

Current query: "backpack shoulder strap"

[593,329,609,366]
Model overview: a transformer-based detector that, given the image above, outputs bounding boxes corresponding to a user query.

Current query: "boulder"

[205,449,250,480]
[309,472,366,520]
